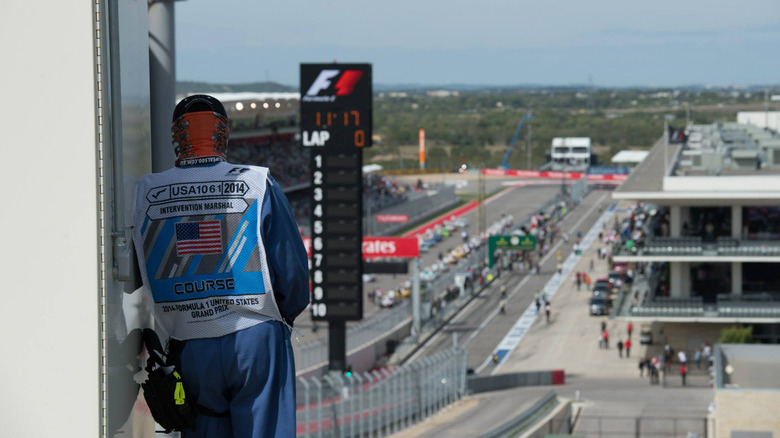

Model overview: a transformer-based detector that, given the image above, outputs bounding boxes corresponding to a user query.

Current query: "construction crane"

[500,112,533,169]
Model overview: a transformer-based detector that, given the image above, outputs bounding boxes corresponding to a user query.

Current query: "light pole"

[526,123,532,170]
[560,143,568,200]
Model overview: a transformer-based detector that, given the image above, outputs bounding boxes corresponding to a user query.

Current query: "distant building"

[612,121,780,343]
[737,111,780,133]
[550,137,591,172]
[612,122,780,438]
[178,92,300,139]
[425,90,460,98]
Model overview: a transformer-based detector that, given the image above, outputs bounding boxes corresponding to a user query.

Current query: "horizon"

[176,0,780,88]
[177,78,780,91]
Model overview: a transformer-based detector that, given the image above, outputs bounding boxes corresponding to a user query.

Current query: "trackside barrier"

[574,416,708,438]
[478,390,559,438]
[467,370,565,394]
[482,168,628,183]
[365,185,459,236]
[295,346,468,438]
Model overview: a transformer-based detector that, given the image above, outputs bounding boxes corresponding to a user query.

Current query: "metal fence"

[574,416,707,438]
[569,174,589,204]
[296,347,468,438]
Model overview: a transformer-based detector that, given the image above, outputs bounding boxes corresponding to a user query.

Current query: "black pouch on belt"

[141,329,198,433]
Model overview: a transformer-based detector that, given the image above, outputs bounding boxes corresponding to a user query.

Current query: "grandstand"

[215,93,430,236]
[612,121,780,342]
[364,172,413,213]
[180,91,300,133]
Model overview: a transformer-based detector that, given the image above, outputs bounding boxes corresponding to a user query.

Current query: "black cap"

[172,94,227,122]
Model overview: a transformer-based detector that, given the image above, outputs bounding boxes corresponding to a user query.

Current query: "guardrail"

[616,236,780,258]
[296,346,467,438]
[574,415,707,438]
[631,297,705,317]
[627,289,780,319]
[716,294,780,318]
[468,370,565,394]
[478,390,558,438]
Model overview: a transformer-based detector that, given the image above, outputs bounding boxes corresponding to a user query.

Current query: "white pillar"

[149,0,177,172]
[731,206,742,239]
[670,206,682,237]
[680,262,690,297]
[731,262,742,295]
[670,262,686,297]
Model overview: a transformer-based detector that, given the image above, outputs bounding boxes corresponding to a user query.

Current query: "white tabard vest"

[133,162,283,340]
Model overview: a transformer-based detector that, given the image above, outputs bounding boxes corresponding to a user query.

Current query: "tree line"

[367,88,757,170]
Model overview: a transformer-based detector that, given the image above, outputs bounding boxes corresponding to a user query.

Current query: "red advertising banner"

[302,236,420,259]
[586,173,628,181]
[510,169,543,178]
[482,168,507,176]
[362,237,420,259]
[376,214,410,223]
[482,168,627,182]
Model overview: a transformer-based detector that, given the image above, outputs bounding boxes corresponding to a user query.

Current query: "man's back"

[134,162,300,340]
[132,95,309,437]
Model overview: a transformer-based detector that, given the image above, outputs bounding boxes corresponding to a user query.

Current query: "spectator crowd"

[227,136,421,234]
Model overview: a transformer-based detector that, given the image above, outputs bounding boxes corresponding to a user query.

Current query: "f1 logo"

[305,69,364,97]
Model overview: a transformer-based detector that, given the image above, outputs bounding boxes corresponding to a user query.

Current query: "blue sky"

[176,0,780,87]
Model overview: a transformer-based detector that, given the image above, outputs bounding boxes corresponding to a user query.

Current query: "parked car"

[589,295,611,315]
[607,271,623,290]
[640,323,653,344]
[593,279,611,296]
[612,262,629,274]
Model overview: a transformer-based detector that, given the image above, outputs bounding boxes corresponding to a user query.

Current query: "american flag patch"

[175,220,222,255]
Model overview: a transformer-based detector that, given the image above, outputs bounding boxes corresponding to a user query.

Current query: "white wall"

[664,175,780,194]
[737,111,780,132]
[0,2,100,436]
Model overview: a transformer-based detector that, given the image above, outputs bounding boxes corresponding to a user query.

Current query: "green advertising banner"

[488,234,537,268]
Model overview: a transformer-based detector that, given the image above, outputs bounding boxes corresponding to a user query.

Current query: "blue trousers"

[179,321,296,438]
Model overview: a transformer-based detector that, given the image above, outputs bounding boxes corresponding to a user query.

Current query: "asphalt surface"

[366,184,560,307]
[404,189,613,371]
[291,181,563,355]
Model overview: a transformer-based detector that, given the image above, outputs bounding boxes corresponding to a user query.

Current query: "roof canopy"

[612,150,649,164]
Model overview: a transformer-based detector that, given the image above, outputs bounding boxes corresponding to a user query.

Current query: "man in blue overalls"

[133,95,309,437]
